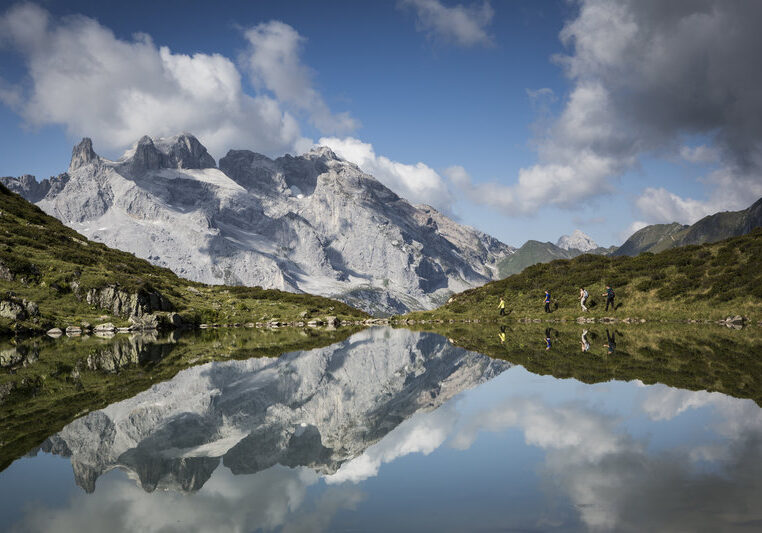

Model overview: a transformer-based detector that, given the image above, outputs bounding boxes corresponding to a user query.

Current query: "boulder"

[0,261,13,281]
[65,326,82,335]
[0,299,26,320]
[129,314,160,330]
[94,323,116,333]
[47,327,63,337]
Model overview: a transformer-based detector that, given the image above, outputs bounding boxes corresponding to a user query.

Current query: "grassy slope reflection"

[0,327,360,471]
[404,323,762,406]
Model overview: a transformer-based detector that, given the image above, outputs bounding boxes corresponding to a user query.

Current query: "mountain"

[39,328,510,493]
[0,182,366,336]
[2,135,513,316]
[497,234,614,278]
[614,198,762,256]
[497,240,579,278]
[556,229,598,252]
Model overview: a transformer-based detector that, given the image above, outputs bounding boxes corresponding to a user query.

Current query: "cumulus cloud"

[241,21,358,135]
[634,187,715,225]
[454,0,762,220]
[319,136,455,214]
[399,0,494,47]
[0,3,326,158]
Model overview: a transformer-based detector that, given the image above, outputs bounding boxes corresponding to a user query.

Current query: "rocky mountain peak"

[119,133,215,175]
[556,229,598,252]
[69,137,99,172]
[307,146,340,161]
[153,133,216,169]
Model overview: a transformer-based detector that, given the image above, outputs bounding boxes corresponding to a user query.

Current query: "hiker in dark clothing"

[545,327,552,350]
[544,290,551,313]
[603,285,615,312]
[603,329,616,354]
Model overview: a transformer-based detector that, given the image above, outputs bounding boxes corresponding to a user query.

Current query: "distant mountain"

[497,234,613,278]
[2,134,514,315]
[614,198,762,256]
[556,229,598,252]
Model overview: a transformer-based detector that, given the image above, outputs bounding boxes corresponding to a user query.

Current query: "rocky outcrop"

[0,261,13,282]
[0,297,38,321]
[69,138,100,172]
[84,286,173,318]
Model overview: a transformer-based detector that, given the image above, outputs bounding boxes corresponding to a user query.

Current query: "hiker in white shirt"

[579,287,589,312]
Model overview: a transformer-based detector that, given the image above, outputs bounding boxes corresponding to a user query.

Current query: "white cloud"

[326,404,455,484]
[0,3,318,158]
[635,187,717,225]
[680,144,719,165]
[399,0,494,47]
[319,136,455,214]
[242,21,358,135]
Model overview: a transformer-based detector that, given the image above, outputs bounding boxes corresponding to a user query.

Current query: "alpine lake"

[1,322,761,532]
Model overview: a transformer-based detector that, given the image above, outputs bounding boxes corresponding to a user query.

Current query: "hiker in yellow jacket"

[498,297,506,316]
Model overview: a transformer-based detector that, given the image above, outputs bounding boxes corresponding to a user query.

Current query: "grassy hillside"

[0,184,368,336]
[405,229,762,322]
[0,326,359,471]
[497,240,614,278]
[402,323,762,406]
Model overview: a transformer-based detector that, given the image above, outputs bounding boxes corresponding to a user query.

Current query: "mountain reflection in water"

[1,326,761,532]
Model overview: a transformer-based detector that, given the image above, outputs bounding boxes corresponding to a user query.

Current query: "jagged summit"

[69,137,99,172]
[306,145,340,160]
[556,229,598,252]
[118,133,216,174]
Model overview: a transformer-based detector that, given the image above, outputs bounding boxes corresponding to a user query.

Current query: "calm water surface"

[1,327,761,532]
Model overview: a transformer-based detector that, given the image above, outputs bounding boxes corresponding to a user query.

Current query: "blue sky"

[1,0,761,247]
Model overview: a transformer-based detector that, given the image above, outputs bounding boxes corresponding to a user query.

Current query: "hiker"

[498,296,506,316]
[603,285,615,312]
[603,329,616,354]
[581,329,590,352]
[579,287,589,312]
[544,290,551,313]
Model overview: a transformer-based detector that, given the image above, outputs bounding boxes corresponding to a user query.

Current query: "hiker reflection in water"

[581,329,590,352]
[545,327,552,350]
[498,325,506,344]
[603,329,616,354]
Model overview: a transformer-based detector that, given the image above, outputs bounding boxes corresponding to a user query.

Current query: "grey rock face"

[1,173,68,205]
[14,134,514,315]
[69,138,99,172]
[85,286,173,318]
[44,328,510,493]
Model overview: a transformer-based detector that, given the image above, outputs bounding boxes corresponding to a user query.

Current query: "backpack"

[608,288,615,298]
[583,289,588,298]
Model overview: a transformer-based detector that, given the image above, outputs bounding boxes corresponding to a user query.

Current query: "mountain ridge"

[614,198,762,256]
[2,134,514,316]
